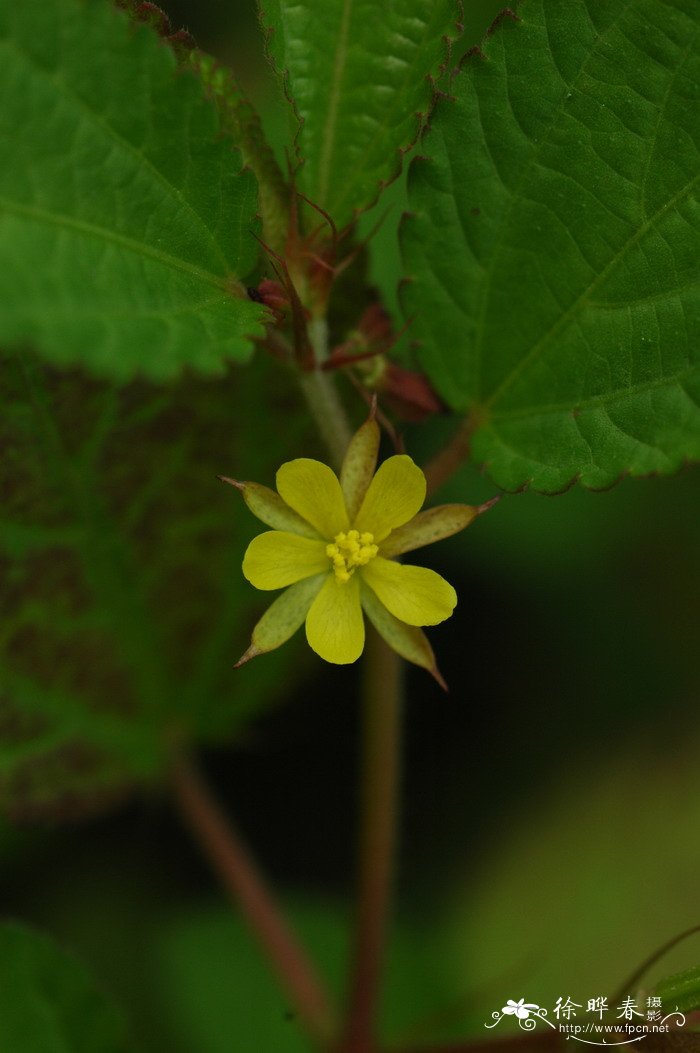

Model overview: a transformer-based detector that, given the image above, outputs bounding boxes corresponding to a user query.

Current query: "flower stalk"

[298,314,353,470]
[340,626,403,1053]
[299,367,353,471]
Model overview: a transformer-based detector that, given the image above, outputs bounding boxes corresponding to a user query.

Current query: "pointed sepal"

[235,573,327,666]
[380,503,480,558]
[360,581,447,690]
[340,409,381,523]
[219,476,321,539]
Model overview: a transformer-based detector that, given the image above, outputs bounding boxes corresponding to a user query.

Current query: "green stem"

[171,751,337,1048]
[299,315,353,470]
[299,370,352,470]
[340,627,404,1053]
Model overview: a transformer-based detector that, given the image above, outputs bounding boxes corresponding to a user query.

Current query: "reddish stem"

[171,751,336,1047]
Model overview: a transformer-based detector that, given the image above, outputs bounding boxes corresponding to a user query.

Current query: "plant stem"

[299,315,353,470]
[340,626,404,1053]
[299,368,353,470]
[171,751,336,1048]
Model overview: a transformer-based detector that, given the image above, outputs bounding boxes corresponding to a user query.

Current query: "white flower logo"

[502,998,540,1020]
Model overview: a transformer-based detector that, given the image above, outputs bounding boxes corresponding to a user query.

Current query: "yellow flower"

[223,417,493,684]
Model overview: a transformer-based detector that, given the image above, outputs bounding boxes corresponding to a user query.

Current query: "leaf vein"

[0,34,233,273]
[484,170,700,408]
[0,198,230,290]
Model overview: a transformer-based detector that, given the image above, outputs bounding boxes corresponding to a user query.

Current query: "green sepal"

[220,478,322,539]
[341,418,381,523]
[380,503,480,558]
[237,573,328,666]
[360,580,446,689]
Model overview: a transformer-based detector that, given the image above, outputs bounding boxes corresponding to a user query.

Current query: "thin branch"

[171,751,336,1048]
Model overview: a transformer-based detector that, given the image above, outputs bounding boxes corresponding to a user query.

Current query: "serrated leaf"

[0,350,306,821]
[0,923,129,1052]
[0,0,267,381]
[402,0,700,492]
[260,0,462,228]
[189,50,291,254]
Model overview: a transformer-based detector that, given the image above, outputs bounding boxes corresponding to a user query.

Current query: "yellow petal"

[276,459,349,539]
[237,573,327,665]
[353,455,426,541]
[340,418,380,522]
[305,573,364,664]
[380,504,478,558]
[242,531,329,590]
[360,580,446,688]
[361,557,456,626]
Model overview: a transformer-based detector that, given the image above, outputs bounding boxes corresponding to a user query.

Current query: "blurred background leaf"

[0,348,312,819]
[0,922,131,1052]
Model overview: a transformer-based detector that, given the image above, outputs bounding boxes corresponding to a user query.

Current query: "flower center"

[325,529,378,584]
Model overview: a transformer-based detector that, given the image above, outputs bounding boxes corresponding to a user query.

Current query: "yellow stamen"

[327,528,378,583]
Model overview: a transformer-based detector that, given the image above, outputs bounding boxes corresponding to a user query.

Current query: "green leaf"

[0,349,307,820]
[402,0,700,492]
[0,0,267,381]
[189,50,291,254]
[260,0,462,228]
[0,923,129,1052]
[655,966,700,1014]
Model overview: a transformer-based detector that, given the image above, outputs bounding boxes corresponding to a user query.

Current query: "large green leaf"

[259,0,462,228]
[402,0,700,492]
[0,923,129,1052]
[0,350,307,820]
[0,0,266,380]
